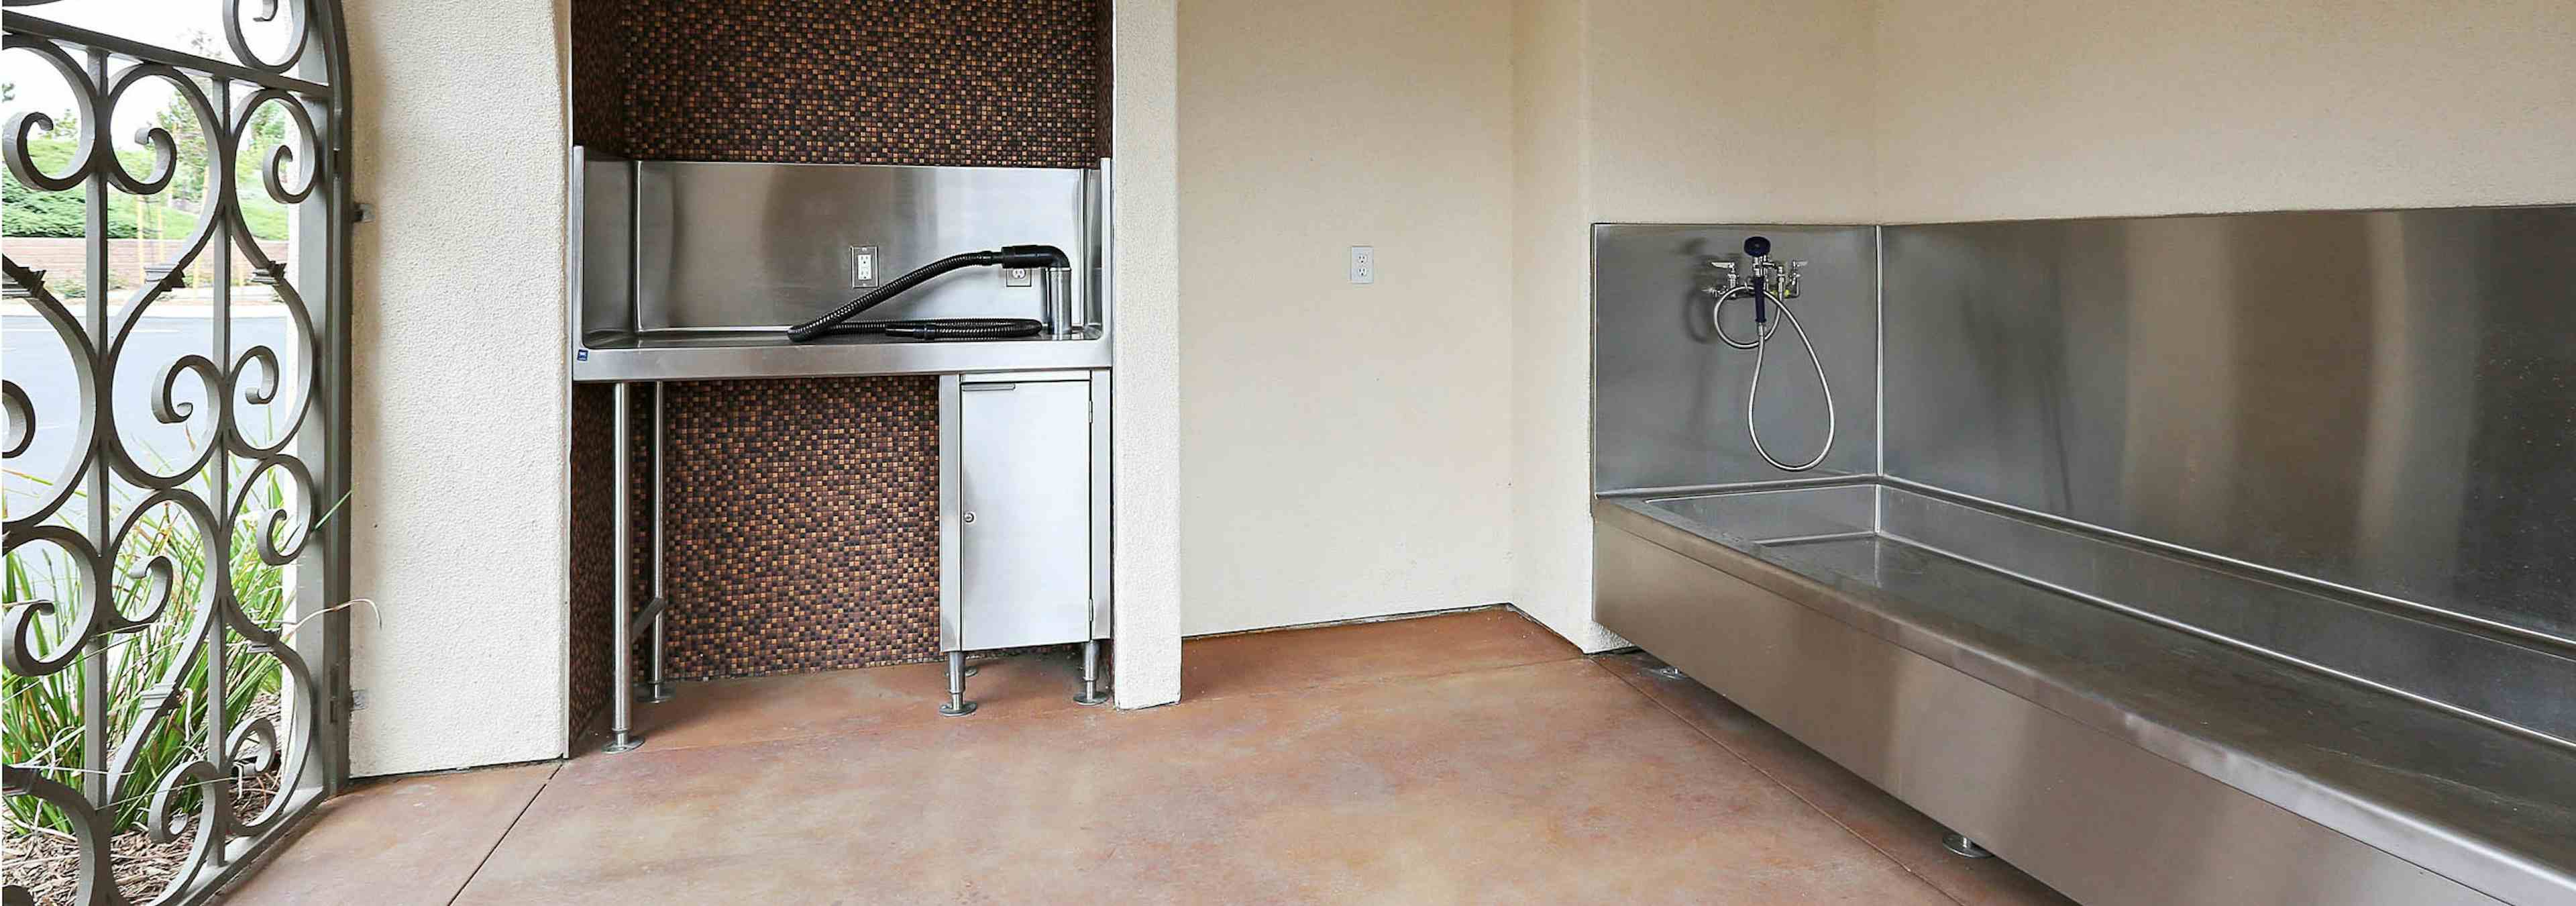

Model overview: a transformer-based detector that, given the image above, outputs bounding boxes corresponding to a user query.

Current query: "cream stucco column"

[343,0,573,774]
[1111,0,1185,709]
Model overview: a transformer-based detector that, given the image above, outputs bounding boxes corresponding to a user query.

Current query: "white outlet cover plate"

[850,245,878,288]
[1349,246,1376,284]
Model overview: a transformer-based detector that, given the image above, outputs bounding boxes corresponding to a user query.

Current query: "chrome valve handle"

[1707,258,1741,291]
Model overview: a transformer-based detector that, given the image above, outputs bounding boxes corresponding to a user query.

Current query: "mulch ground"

[3,698,286,905]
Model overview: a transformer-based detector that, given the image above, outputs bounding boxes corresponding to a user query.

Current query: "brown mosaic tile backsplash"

[572,376,944,734]
[568,384,616,738]
[661,377,944,676]
[579,0,1106,166]
[568,0,630,155]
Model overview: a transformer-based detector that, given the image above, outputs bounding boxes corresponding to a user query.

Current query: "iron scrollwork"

[3,2,350,903]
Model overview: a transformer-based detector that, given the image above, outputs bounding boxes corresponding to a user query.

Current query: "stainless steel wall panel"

[635,161,1095,331]
[1594,224,1878,490]
[1881,207,2576,644]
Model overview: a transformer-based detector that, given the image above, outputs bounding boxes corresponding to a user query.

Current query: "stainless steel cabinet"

[935,369,1112,711]
[953,375,1091,648]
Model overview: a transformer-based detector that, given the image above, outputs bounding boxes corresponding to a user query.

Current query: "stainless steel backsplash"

[621,160,1099,333]
[1882,207,2576,644]
[1593,223,1880,490]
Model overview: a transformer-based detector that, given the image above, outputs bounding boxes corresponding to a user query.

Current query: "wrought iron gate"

[3,1,352,902]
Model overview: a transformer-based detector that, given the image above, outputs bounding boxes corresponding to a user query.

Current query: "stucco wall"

[343,0,572,774]
[1585,0,1877,225]
[1171,0,1872,648]
[1507,0,1611,650]
[1873,0,2576,221]
[1175,0,1516,636]
[1112,0,1185,708]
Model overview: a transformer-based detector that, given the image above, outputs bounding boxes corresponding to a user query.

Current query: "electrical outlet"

[850,245,879,289]
[1002,267,1034,287]
[1348,246,1376,285]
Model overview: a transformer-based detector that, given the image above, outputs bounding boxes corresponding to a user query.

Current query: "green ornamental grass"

[3,470,307,836]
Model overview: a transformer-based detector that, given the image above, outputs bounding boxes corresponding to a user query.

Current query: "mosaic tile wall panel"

[624,388,658,682]
[659,377,944,676]
[567,383,616,738]
[608,0,1106,166]
[568,0,629,155]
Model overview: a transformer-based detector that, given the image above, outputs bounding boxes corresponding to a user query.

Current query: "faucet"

[1697,235,1835,471]
[1707,237,1805,325]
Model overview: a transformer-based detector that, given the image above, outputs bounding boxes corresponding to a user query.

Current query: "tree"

[3,56,293,242]
[152,89,212,212]
[105,31,233,214]
[2,127,205,240]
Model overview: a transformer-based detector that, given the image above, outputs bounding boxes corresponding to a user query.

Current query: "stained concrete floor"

[220,609,2072,905]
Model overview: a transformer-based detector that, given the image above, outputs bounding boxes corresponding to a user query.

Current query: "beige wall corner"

[1509,0,1622,651]
[1113,0,1185,709]
[1176,0,1516,637]
[343,0,572,775]
[1509,0,1878,652]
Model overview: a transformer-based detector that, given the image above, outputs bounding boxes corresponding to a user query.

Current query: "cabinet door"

[957,379,1093,649]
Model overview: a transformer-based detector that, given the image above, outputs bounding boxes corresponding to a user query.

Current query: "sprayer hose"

[1711,285,1835,472]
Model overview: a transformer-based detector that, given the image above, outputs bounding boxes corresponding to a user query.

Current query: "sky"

[4,1,305,128]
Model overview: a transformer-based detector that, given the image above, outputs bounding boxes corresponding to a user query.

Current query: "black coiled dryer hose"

[786,244,1068,342]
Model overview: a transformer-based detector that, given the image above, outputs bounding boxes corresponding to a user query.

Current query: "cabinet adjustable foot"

[1942,832,1992,858]
[1073,640,1109,705]
[939,651,978,717]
